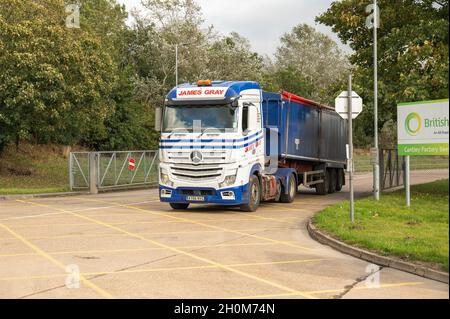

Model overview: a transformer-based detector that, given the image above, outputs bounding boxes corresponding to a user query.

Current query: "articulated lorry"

[155,80,347,211]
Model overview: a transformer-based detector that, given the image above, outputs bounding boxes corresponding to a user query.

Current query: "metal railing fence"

[70,151,159,192]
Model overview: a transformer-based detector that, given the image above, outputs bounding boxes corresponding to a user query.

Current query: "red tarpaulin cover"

[280,90,334,110]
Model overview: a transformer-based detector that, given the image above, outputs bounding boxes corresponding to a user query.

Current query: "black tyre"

[315,169,329,195]
[335,169,344,191]
[240,175,261,212]
[169,203,190,210]
[274,179,282,202]
[328,169,337,194]
[280,174,296,203]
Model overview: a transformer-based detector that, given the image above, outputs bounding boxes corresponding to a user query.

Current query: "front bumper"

[159,184,249,205]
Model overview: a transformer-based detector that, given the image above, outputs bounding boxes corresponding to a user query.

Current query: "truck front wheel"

[169,203,190,210]
[280,174,296,203]
[240,175,261,212]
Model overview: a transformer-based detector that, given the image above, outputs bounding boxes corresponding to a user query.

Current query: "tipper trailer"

[155,80,347,211]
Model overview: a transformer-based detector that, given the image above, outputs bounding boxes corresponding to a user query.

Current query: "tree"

[0,0,158,153]
[266,24,350,105]
[0,0,118,151]
[206,32,264,82]
[130,0,264,109]
[77,0,159,150]
[317,0,449,146]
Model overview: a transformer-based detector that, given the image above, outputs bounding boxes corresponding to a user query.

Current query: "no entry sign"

[128,158,136,170]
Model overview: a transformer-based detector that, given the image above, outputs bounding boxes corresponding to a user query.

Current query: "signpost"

[336,75,363,223]
[366,0,381,201]
[397,99,449,206]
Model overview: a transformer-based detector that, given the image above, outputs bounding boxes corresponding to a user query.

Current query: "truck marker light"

[197,79,212,86]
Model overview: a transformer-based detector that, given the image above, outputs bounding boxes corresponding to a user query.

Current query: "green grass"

[353,151,448,172]
[0,187,69,195]
[0,143,71,194]
[314,179,449,271]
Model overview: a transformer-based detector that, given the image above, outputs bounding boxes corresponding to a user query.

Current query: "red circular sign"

[128,158,136,170]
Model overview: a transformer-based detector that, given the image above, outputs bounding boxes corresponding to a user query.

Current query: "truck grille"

[167,149,228,164]
[170,164,222,182]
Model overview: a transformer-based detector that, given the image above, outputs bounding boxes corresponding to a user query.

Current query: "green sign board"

[397,99,449,156]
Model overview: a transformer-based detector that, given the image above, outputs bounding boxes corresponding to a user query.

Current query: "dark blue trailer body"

[262,91,347,166]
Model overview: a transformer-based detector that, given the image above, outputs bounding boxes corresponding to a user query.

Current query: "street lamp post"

[175,44,179,87]
[373,0,380,201]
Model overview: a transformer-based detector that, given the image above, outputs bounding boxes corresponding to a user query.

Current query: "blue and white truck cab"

[155,80,347,211]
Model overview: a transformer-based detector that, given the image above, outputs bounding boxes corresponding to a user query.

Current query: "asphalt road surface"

[0,170,448,299]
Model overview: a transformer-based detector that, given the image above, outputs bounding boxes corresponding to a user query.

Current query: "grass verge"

[0,143,72,194]
[313,179,449,272]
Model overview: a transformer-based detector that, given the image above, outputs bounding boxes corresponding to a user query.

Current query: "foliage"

[0,0,159,152]
[0,0,118,151]
[317,0,449,146]
[130,0,265,108]
[264,24,350,105]
[1,0,448,154]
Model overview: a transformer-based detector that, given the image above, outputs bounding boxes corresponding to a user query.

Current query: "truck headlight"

[219,171,237,188]
[160,169,171,186]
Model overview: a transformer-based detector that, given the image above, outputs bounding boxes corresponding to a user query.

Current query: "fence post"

[378,148,384,190]
[89,152,98,194]
[69,153,74,191]
[405,155,411,207]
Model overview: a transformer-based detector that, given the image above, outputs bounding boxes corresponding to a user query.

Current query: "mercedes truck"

[155,80,347,211]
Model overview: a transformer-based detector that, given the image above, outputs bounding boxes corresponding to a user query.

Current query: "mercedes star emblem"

[190,150,203,164]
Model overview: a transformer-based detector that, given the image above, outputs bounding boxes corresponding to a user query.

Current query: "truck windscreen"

[162,105,238,133]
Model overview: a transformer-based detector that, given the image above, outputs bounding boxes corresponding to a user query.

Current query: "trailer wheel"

[240,175,261,212]
[335,169,344,191]
[315,169,329,195]
[169,203,190,210]
[328,169,337,193]
[280,174,296,203]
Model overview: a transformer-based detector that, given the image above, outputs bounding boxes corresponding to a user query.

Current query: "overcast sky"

[116,0,348,56]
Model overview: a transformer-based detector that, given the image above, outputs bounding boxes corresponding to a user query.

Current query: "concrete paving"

[0,169,448,299]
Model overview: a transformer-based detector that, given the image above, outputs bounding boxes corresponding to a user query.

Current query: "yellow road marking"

[77,197,315,252]
[308,282,425,294]
[17,199,317,299]
[0,226,292,242]
[0,240,298,258]
[81,196,302,224]
[0,200,160,222]
[230,282,425,299]
[0,223,113,299]
[0,258,327,282]
[5,215,298,229]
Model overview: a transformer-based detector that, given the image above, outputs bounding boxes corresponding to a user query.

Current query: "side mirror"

[155,107,162,132]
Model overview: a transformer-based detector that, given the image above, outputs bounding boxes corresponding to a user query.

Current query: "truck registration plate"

[186,196,205,201]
